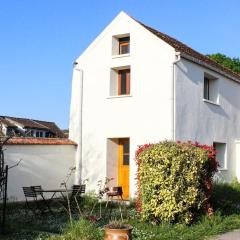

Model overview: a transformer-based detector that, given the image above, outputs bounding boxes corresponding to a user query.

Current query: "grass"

[1,182,240,239]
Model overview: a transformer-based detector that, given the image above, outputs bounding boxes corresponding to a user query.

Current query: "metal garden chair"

[105,186,124,220]
[67,184,86,212]
[22,186,44,215]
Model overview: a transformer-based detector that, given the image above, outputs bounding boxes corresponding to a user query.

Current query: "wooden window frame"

[119,37,130,55]
[118,69,130,95]
[119,138,130,166]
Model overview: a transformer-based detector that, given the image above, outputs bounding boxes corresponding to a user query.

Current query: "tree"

[207,53,240,74]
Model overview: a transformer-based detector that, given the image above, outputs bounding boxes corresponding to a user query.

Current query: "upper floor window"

[112,34,130,56]
[110,67,131,96]
[36,131,44,138]
[203,73,219,104]
[119,37,130,54]
[118,69,130,95]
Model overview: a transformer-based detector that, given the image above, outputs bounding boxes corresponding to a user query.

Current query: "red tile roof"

[6,137,77,145]
[136,20,240,82]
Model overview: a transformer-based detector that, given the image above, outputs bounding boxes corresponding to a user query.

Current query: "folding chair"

[22,187,43,215]
[68,184,86,212]
[106,186,123,205]
[31,185,43,195]
[105,186,124,220]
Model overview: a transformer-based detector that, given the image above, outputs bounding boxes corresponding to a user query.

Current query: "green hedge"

[135,141,217,224]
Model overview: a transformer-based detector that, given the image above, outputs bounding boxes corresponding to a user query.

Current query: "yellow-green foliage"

[137,141,212,224]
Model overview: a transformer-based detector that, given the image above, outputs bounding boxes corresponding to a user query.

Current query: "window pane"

[123,155,129,165]
[120,44,129,54]
[120,71,127,95]
[119,36,130,54]
[123,142,129,154]
[214,142,226,169]
[119,37,130,43]
[204,78,209,100]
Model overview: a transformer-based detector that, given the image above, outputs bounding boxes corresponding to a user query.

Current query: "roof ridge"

[30,119,50,130]
[3,116,54,124]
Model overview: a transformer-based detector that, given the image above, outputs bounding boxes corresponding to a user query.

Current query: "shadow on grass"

[210,182,240,216]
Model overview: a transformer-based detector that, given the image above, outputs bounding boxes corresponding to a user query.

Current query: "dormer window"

[119,37,130,54]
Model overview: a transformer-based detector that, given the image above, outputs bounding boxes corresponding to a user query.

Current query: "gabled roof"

[135,19,240,82]
[0,116,65,138]
[0,117,17,127]
[5,117,49,130]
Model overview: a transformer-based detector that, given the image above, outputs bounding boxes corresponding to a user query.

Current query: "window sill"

[112,53,130,59]
[107,94,132,99]
[218,168,228,171]
[203,99,220,106]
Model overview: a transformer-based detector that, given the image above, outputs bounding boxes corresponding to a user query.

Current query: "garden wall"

[4,138,77,201]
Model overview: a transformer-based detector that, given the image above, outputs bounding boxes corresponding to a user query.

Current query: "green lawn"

[1,183,240,240]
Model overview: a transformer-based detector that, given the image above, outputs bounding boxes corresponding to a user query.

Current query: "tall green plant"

[48,219,102,240]
[207,53,240,74]
[135,141,217,224]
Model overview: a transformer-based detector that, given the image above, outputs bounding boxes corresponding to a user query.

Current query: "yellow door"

[118,138,130,199]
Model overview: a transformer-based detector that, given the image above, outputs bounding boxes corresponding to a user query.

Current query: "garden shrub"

[136,141,217,224]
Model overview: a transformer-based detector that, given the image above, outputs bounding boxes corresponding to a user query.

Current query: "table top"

[35,189,72,193]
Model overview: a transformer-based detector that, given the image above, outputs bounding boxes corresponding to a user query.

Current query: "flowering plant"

[135,140,218,223]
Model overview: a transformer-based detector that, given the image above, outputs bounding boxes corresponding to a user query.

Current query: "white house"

[69,11,240,199]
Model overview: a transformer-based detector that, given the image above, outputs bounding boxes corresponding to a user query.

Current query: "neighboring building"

[69,12,240,199]
[1,117,75,201]
[0,116,65,138]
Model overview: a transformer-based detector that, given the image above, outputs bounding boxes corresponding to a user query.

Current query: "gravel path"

[211,229,240,240]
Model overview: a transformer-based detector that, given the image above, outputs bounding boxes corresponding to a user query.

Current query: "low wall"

[4,138,77,201]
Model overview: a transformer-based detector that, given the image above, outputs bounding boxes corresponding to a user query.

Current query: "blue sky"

[0,0,239,129]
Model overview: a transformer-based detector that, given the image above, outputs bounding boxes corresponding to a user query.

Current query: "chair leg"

[40,195,54,215]
[25,200,37,217]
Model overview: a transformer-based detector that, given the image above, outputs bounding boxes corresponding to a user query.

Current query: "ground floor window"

[213,142,227,169]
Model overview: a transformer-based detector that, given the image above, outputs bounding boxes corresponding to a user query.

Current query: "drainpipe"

[171,52,181,141]
[71,62,83,185]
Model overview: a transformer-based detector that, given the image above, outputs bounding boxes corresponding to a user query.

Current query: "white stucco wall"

[4,144,76,201]
[69,12,176,197]
[236,141,240,181]
[175,58,240,181]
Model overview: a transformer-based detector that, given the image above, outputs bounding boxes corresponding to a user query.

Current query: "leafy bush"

[48,219,102,240]
[135,141,217,224]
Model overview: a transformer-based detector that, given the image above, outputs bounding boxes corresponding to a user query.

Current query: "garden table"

[34,188,72,212]
[35,189,72,200]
